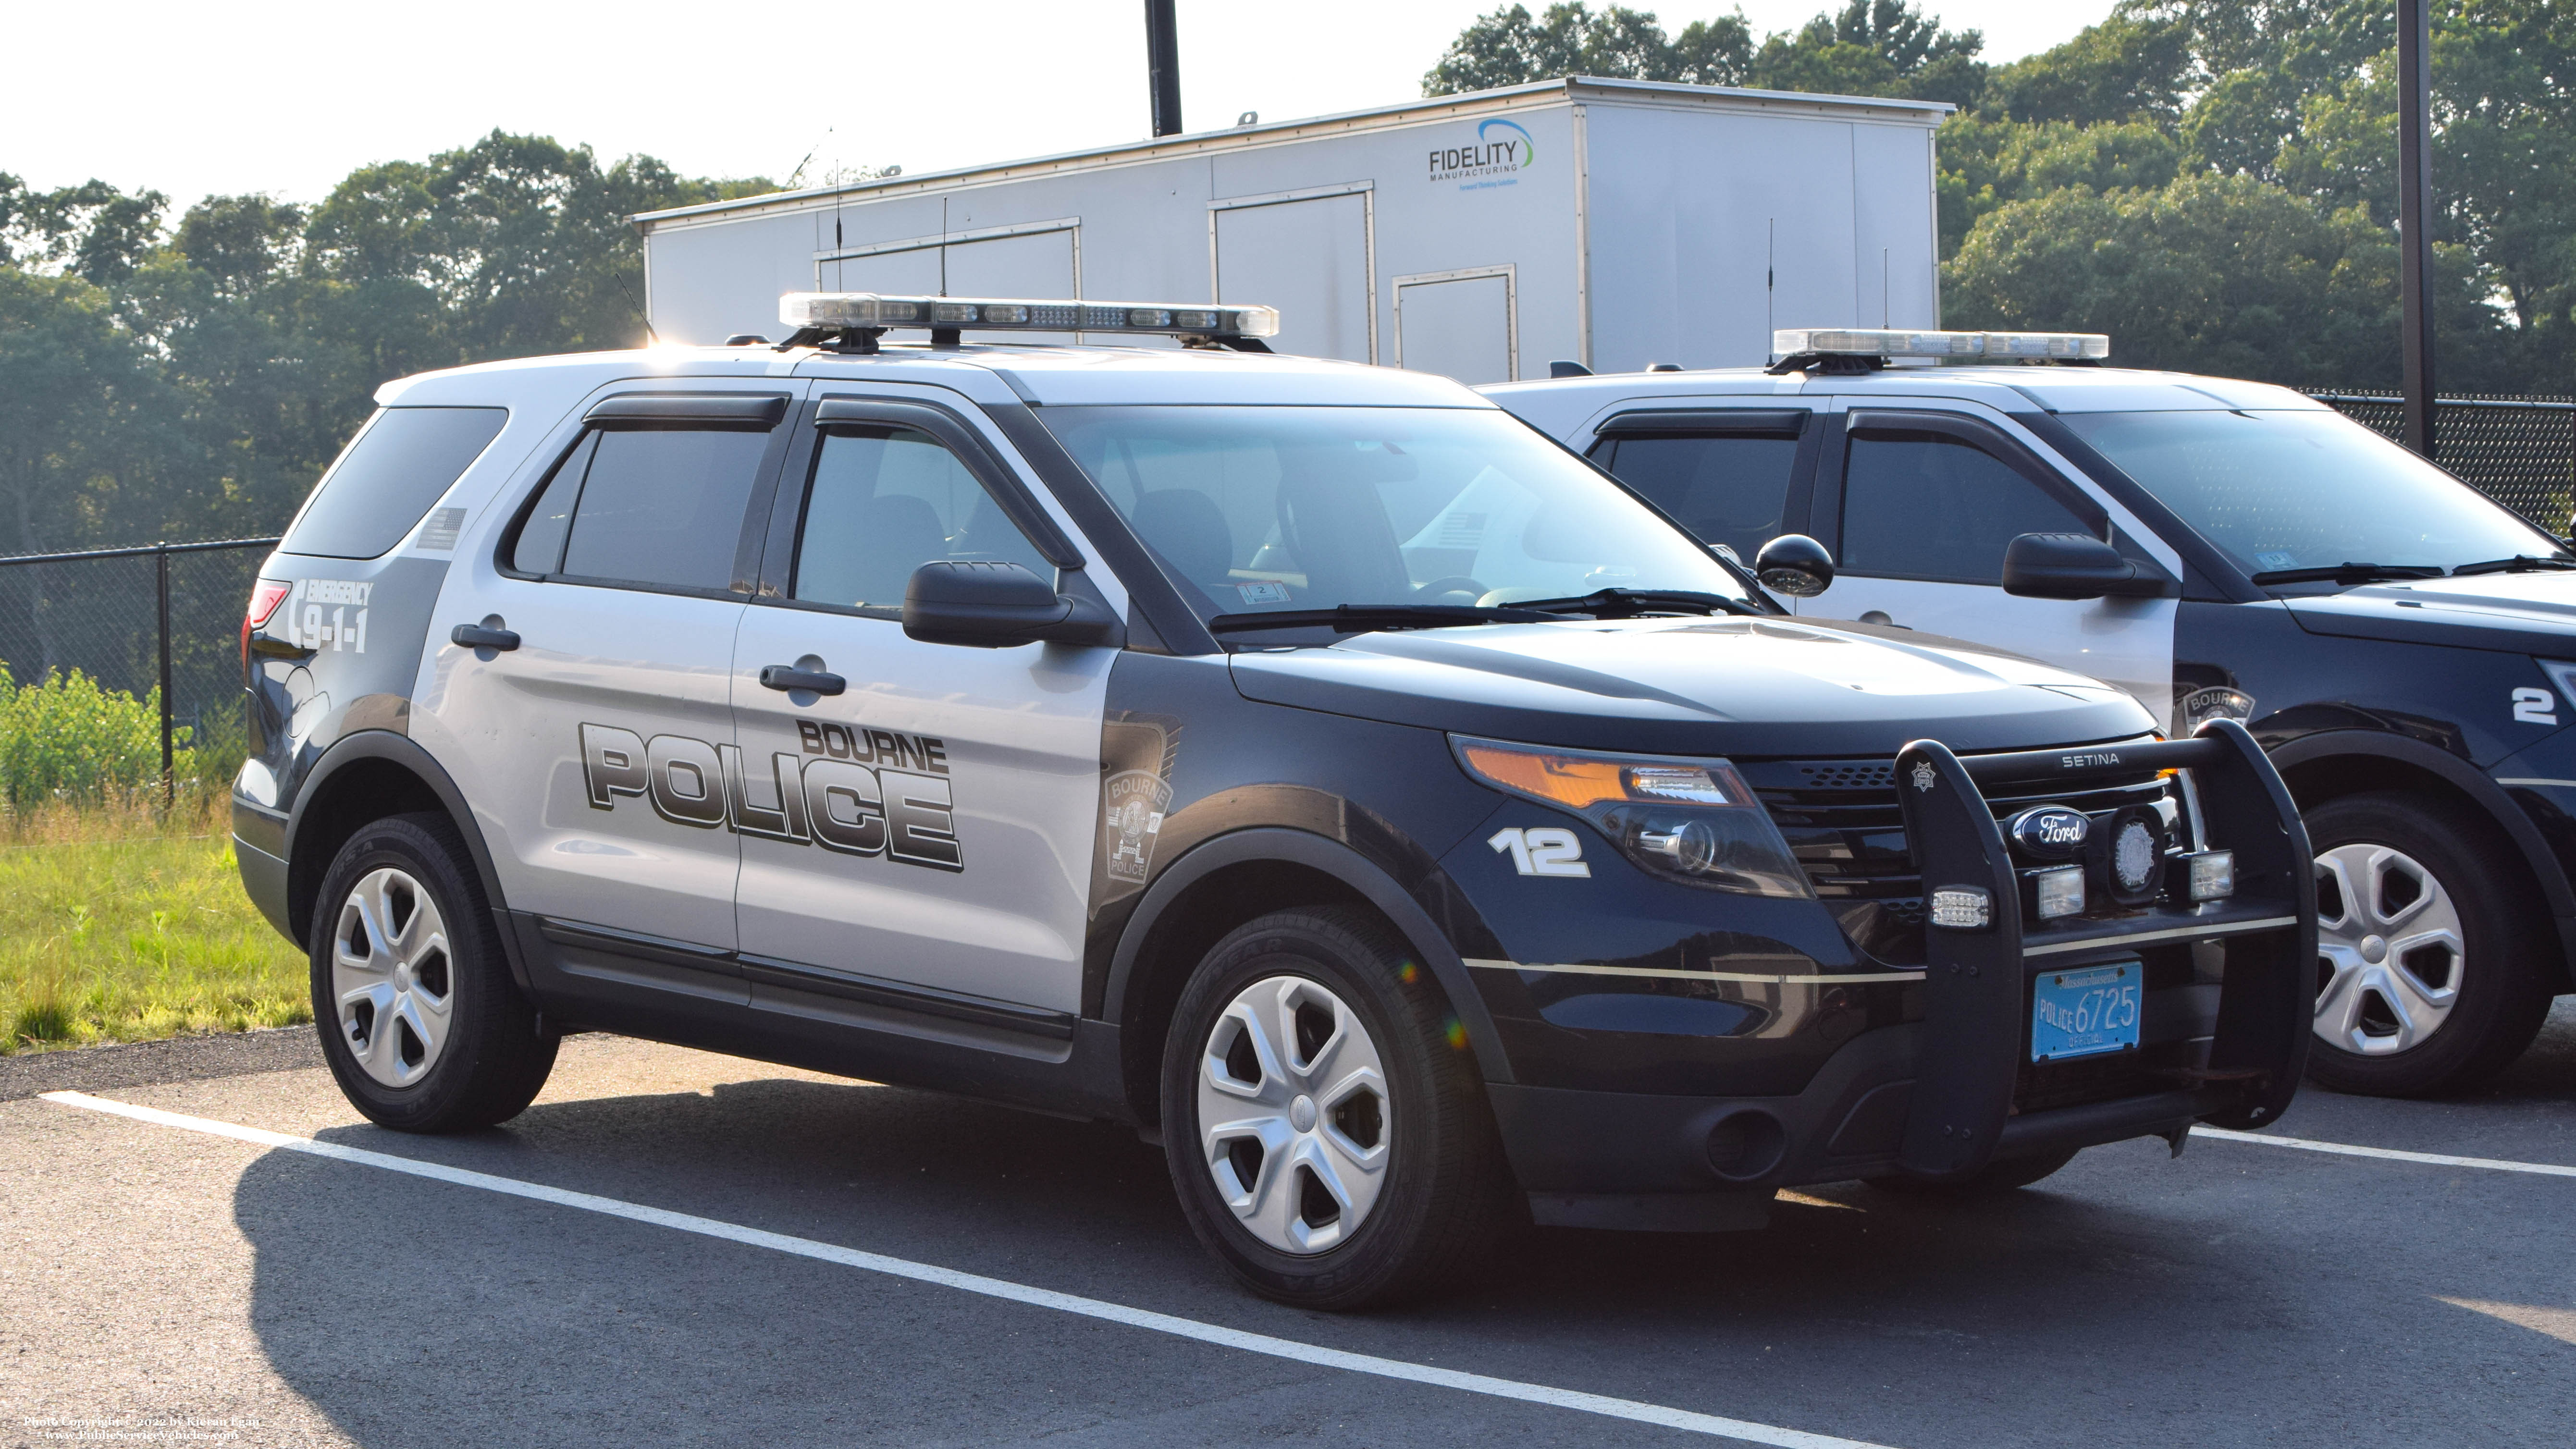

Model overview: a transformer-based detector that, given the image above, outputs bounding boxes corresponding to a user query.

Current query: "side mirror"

[1753,534,1835,597]
[2001,532,2168,600]
[902,561,1122,648]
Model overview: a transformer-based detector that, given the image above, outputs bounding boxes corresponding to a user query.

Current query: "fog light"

[1929,887,1993,930]
[2035,865,2086,920]
[2188,850,2235,901]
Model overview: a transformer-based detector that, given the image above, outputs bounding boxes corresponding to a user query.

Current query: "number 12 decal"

[1490,826,1590,877]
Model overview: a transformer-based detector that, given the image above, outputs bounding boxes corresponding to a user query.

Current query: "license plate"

[2031,962,2142,1062]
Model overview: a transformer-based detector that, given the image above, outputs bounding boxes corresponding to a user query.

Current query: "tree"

[1749,0,1985,105]
[1943,172,2509,388]
[1978,13,2193,126]
[1422,3,1752,94]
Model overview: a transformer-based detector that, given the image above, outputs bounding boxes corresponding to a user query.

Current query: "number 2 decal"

[1490,826,1590,877]
[2513,687,2559,726]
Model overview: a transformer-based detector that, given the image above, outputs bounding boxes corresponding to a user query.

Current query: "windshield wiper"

[2449,555,2576,577]
[1208,603,1557,636]
[2249,563,2447,586]
[1506,588,1763,618]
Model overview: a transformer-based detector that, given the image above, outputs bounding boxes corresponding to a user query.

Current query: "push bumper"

[1484,719,2316,1225]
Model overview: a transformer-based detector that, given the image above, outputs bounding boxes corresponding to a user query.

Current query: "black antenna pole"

[1146,0,1183,137]
[2397,0,2437,459]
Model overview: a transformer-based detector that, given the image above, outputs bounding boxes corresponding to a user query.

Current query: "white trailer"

[635,77,1948,382]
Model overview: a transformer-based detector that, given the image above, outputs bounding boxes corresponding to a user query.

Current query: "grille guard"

[1893,718,2316,1179]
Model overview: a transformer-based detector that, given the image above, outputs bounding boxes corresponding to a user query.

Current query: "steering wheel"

[1414,576,1488,602]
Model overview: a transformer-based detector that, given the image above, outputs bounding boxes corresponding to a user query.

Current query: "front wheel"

[311,813,557,1131]
[2305,793,2555,1098]
[1160,907,1515,1310]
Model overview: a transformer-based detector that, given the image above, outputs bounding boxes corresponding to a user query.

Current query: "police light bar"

[1771,328,2111,362]
[779,292,1281,339]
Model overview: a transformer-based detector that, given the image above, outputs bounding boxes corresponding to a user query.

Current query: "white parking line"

[43,1090,1895,1449]
[2193,1125,2576,1178]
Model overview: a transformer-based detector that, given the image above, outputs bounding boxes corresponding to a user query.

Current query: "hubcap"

[331,867,455,1088]
[2314,844,2462,1056]
[1196,976,1390,1255]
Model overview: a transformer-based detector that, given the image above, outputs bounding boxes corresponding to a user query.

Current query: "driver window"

[1839,430,2090,585]
[1593,431,1800,564]
[791,427,1056,610]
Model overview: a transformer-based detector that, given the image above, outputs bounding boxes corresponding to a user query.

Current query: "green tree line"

[1430,0,2576,391]
[0,134,771,557]
[8,5,2571,560]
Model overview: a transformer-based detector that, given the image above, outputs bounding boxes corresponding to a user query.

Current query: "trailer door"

[1394,266,1517,384]
[1212,187,1375,364]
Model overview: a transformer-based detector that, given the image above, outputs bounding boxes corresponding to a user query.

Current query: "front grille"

[1741,745,2173,966]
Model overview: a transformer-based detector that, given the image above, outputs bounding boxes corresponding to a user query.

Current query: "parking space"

[4,1007,2572,1449]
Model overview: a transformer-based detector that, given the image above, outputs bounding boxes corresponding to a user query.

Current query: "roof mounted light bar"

[776,292,1281,354]
[1767,328,2110,375]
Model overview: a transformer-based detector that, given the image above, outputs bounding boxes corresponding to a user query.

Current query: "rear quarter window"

[281,406,509,559]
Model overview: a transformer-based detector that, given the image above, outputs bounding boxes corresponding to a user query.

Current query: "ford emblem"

[2009,806,2091,859]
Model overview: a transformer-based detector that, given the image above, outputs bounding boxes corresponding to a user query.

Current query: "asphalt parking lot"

[2,1007,2571,1449]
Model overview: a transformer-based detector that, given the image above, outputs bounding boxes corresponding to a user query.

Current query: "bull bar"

[1894,718,2317,1180]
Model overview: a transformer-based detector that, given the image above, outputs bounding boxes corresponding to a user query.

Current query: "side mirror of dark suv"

[1753,534,1836,597]
[903,561,1123,649]
[2002,532,2169,600]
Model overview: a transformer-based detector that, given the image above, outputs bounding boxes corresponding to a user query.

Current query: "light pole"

[2397,0,2438,458]
[1146,0,1183,138]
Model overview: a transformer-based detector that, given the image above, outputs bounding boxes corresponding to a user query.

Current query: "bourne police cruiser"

[234,298,2313,1310]
[1490,329,2576,1099]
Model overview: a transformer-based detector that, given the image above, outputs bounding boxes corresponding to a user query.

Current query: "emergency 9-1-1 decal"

[578,721,962,872]
[287,579,370,653]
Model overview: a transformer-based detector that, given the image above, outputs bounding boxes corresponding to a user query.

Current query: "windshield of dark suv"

[2061,408,2570,581]
[1039,405,1753,627]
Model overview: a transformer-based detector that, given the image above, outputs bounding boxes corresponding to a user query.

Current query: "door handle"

[759,664,847,696]
[450,621,520,651]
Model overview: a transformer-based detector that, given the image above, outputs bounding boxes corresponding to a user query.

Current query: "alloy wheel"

[331,866,455,1087]
[2314,843,2463,1055]
[1196,975,1391,1254]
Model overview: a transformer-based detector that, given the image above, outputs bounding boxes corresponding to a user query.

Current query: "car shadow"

[225,1061,2575,1448]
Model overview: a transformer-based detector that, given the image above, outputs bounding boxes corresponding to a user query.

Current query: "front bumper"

[1484,720,2316,1222]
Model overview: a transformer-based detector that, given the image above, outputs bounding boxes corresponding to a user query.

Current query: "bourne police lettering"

[579,721,962,872]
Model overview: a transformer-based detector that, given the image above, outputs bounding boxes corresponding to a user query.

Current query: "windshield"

[1040,405,1751,625]
[2061,408,2568,579]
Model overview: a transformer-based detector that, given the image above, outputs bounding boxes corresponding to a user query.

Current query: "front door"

[728,394,1116,1016]
[425,387,792,951]
[1798,408,2178,728]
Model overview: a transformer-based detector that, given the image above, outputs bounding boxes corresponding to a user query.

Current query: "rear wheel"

[311,813,556,1131]
[1867,1147,2080,1197]
[2304,793,2554,1098]
[1160,907,1515,1310]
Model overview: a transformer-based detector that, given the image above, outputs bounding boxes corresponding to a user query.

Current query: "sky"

[2,1,2122,209]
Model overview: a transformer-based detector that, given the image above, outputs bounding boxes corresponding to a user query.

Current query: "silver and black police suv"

[234,298,2312,1310]
[1493,327,2576,1099]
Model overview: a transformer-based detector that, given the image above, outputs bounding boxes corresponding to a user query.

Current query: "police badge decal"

[1102,769,1173,883]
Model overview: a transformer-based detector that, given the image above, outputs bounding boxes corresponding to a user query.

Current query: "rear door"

[1212,186,1374,363]
[727,390,1117,1022]
[1798,406,2178,725]
[1583,405,1819,566]
[426,386,793,956]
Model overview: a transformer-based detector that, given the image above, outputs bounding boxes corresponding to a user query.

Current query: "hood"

[1228,616,2154,758]
[2286,572,2576,655]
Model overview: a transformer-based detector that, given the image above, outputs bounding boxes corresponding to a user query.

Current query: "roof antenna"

[615,270,660,346]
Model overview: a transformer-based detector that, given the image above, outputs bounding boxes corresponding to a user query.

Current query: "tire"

[1159,907,1516,1310]
[1866,1147,2081,1197]
[2305,792,2555,1098]
[309,813,557,1131]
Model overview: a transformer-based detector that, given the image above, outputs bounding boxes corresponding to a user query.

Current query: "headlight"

[1450,736,1812,897]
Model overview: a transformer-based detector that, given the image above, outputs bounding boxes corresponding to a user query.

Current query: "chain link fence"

[2309,390,2576,534]
[0,539,280,800]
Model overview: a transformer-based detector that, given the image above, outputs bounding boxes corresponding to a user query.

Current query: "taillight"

[243,578,292,669]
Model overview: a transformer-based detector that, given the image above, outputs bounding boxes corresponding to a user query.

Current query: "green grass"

[0,794,308,1055]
